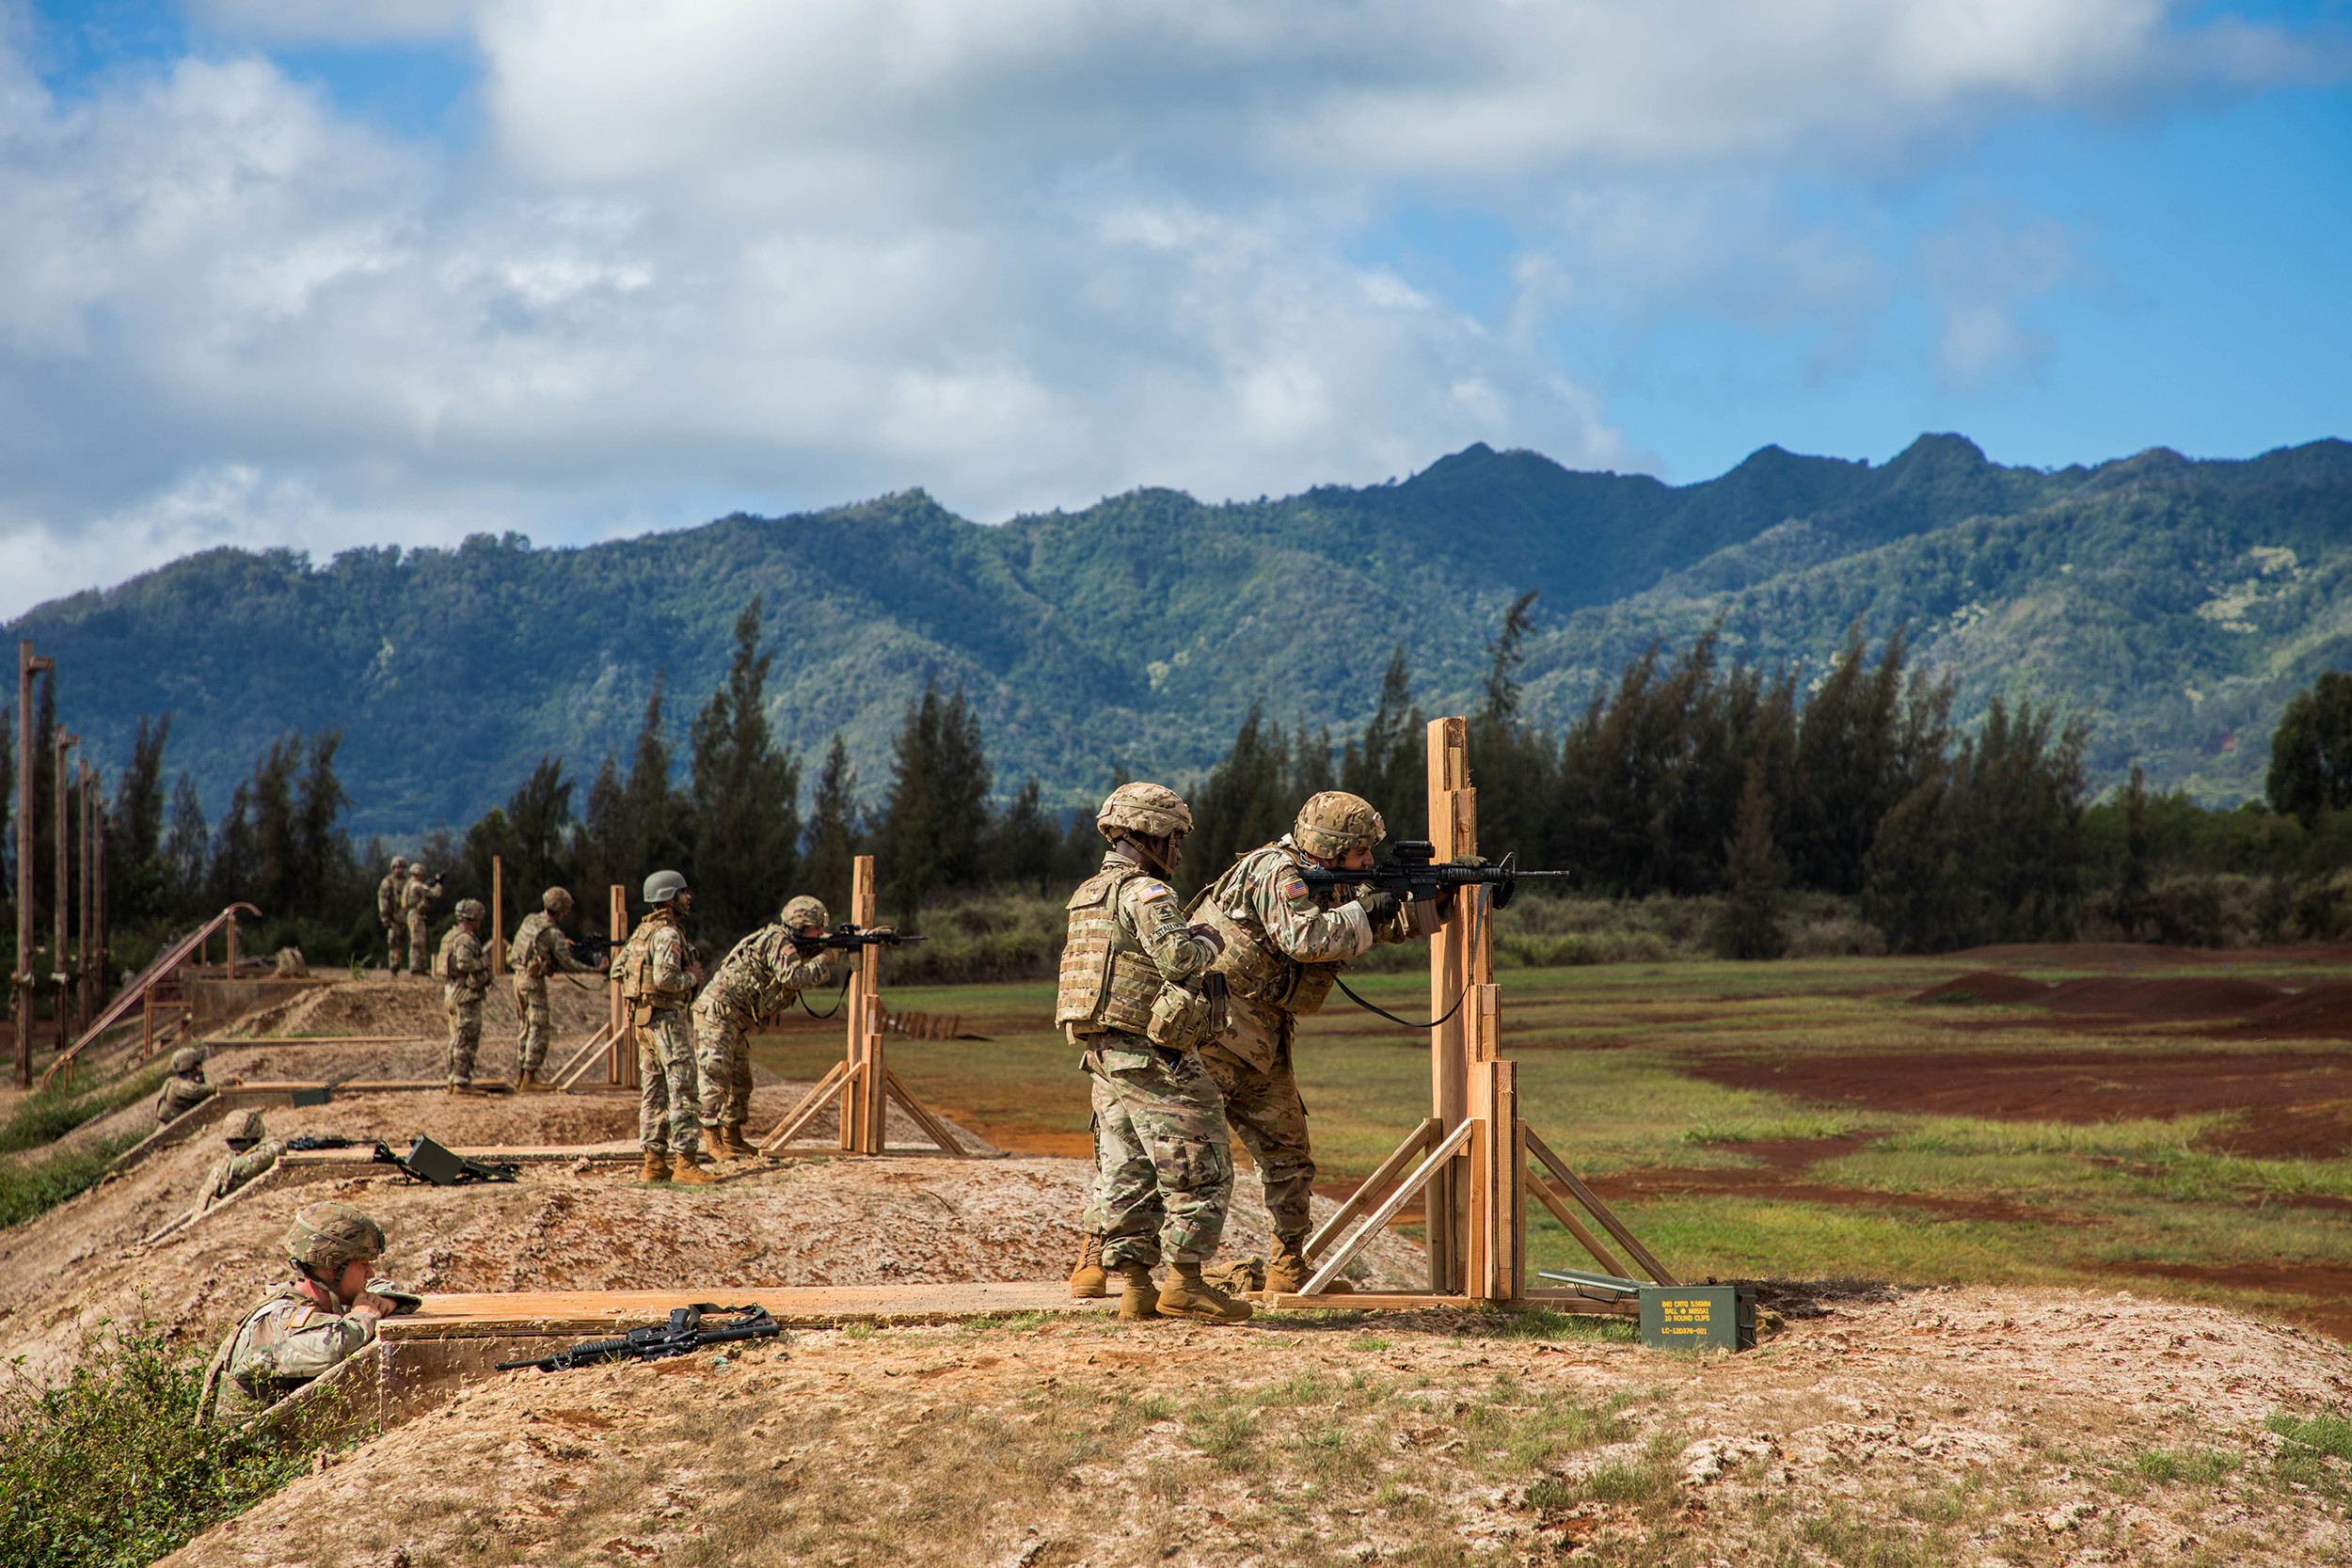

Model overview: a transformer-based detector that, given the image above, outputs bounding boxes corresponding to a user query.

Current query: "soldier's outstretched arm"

[1248,858,1374,963]
[1120,877,1221,981]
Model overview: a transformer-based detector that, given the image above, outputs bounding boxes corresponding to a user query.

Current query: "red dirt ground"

[2090,1259,2352,1342]
[1692,1048,2349,1125]
[1912,971,2058,1006]
[2196,1101,2352,1160]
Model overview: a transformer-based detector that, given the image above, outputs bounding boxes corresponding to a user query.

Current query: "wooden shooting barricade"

[1263,717,1677,1313]
[759,856,970,1156]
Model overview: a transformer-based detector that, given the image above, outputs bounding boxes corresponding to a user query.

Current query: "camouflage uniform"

[615,906,702,1158]
[213,1283,382,1425]
[199,1138,283,1209]
[153,1060,210,1129]
[437,920,490,1087]
[510,910,596,1077]
[1200,832,1415,1240]
[691,927,836,1134]
[376,863,408,973]
[1058,847,1230,1268]
[401,870,441,977]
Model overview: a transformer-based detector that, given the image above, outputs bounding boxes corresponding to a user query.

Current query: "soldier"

[401,863,443,978]
[508,886,600,1087]
[691,894,839,1159]
[1056,782,1249,1325]
[613,870,715,1186]
[437,898,492,1090]
[199,1110,283,1205]
[154,1046,210,1128]
[204,1201,419,1426]
[376,855,409,973]
[1198,791,1426,1293]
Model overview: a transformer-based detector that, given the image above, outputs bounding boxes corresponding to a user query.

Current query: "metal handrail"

[42,904,262,1090]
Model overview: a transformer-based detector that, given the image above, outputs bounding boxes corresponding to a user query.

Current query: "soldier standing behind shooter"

[1057,783,1251,1325]
[509,886,599,1087]
[691,894,839,1159]
[402,863,442,979]
[437,898,491,1091]
[376,855,409,974]
[614,870,716,1186]
[1198,791,1425,1292]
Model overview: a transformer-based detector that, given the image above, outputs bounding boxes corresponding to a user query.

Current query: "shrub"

[0,1138,137,1230]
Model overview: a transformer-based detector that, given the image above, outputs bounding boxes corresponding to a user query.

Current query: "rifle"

[1296,838,1572,915]
[284,1134,360,1151]
[569,932,615,968]
[497,1303,782,1372]
[373,1134,521,1186]
[788,923,929,955]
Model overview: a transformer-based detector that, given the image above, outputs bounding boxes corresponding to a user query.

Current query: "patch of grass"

[1184,1406,1262,1468]
[2266,1410,2352,1461]
[0,1309,312,1567]
[2126,1448,2241,1488]
[0,1136,136,1230]
[0,1067,163,1155]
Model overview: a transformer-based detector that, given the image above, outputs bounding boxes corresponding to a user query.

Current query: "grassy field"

[751,950,2352,1338]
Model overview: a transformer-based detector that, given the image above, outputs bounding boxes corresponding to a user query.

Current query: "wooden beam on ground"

[202,1035,434,1048]
[379,1284,1111,1338]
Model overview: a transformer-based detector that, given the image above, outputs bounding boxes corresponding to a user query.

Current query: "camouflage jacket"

[375,872,404,924]
[1203,834,1411,1070]
[154,1073,210,1128]
[437,926,489,1005]
[214,1281,380,1425]
[693,926,836,1024]
[613,908,696,1012]
[201,1141,283,1207]
[510,911,596,986]
[401,875,439,919]
[1057,849,1221,1059]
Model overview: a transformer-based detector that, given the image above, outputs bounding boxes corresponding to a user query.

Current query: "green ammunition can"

[1638,1285,1756,1352]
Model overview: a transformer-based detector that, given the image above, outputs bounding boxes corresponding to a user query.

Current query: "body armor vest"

[1203,843,1341,1016]
[1056,860,1166,1036]
[509,912,551,976]
[616,911,684,1010]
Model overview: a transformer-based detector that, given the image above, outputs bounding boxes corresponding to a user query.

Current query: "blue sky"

[1,0,2346,617]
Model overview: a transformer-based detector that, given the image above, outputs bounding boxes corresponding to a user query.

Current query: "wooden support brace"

[1519,1132,1629,1277]
[882,1067,968,1156]
[760,1060,853,1152]
[1303,1117,1441,1260]
[1524,1126,1677,1286]
[550,1025,615,1092]
[1298,1118,1474,1296]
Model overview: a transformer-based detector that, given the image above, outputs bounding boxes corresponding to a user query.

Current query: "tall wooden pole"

[53,729,75,1051]
[14,644,51,1085]
[77,767,94,1022]
[1425,716,1474,1292]
[607,884,633,1087]
[845,855,882,1152]
[91,784,107,1018]
[490,855,505,977]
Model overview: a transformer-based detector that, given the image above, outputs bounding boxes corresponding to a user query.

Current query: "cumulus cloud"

[0,0,2332,618]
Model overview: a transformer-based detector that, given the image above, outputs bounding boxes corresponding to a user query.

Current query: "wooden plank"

[204,1034,434,1048]
[1520,1126,1629,1278]
[378,1283,1106,1338]
[1263,1292,1473,1312]
[759,1059,851,1152]
[1518,1291,1641,1318]
[1302,1117,1440,1260]
[1525,1126,1678,1286]
[1467,1102,1492,1301]
[1299,1117,1473,1296]
[552,1023,615,1091]
[882,1067,969,1156]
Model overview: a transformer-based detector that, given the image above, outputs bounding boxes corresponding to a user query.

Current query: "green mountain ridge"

[8,433,2348,840]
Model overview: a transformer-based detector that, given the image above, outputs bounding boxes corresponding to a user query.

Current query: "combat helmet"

[1294,791,1386,859]
[542,886,573,913]
[408,863,430,879]
[1096,782,1193,844]
[227,1109,268,1145]
[454,897,487,923]
[780,895,830,930]
[284,1201,385,1277]
[389,855,408,873]
[170,1046,204,1075]
[643,869,689,906]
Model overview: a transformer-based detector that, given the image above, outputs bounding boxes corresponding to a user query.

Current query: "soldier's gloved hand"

[1356,891,1401,925]
[1187,923,1226,958]
[365,1279,425,1315]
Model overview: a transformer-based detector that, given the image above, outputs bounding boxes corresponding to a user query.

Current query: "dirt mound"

[2091,1259,2352,1342]
[2197,1101,2352,1161]
[1910,971,2053,1006]
[2227,982,2352,1039]
[2045,975,2289,1020]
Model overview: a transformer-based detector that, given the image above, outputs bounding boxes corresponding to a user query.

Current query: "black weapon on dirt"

[497,1303,783,1373]
[373,1134,521,1186]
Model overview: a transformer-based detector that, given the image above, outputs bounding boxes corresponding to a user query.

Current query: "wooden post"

[54,729,75,1049]
[14,644,50,1084]
[93,790,106,1015]
[490,856,505,977]
[844,855,882,1152]
[78,768,94,1022]
[1425,715,1476,1293]
[607,885,632,1087]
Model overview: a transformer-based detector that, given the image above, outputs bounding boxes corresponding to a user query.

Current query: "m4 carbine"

[498,1303,783,1372]
[568,932,615,968]
[1296,839,1571,917]
[788,923,928,955]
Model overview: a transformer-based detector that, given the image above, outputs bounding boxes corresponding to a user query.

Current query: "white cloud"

[1923,203,2093,388]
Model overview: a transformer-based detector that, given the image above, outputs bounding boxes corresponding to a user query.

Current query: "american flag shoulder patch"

[1280,877,1309,901]
[1136,881,1171,902]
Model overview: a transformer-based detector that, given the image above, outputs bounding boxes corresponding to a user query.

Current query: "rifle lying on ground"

[788,923,928,955]
[497,1303,783,1372]
[373,1134,521,1185]
[1296,838,1574,915]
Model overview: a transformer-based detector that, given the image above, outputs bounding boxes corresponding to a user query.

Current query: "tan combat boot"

[670,1155,720,1186]
[1157,1262,1254,1324]
[1267,1235,1351,1295]
[720,1125,761,1159]
[1070,1233,1109,1299]
[1116,1262,1161,1322]
[641,1148,672,1184]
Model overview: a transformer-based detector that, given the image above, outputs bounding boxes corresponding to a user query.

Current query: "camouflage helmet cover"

[1294,790,1386,859]
[643,869,690,906]
[408,864,429,878]
[780,895,830,929]
[170,1046,204,1074]
[454,897,487,923]
[227,1109,268,1144]
[1096,782,1194,844]
[284,1200,385,1275]
[390,855,408,871]
[542,886,573,913]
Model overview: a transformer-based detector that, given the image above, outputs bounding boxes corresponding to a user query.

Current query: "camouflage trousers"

[1087,1034,1232,1269]
[405,913,431,975]
[513,977,554,1076]
[691,1005,755,1131]
[1200,1037,1317,1241]
[446,996,484,1086]
[635,1008,703,1156]
[384,919,407,974]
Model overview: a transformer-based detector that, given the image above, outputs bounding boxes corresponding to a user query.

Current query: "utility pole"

[78,765,96,1022]
[55,729,76,1051]
[15,641,54,1086]
[91,778,108,1019]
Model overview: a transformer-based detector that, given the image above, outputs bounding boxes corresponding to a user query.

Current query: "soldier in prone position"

[508,886,600,1087]
[691,895,840,1159]
[376,854,409,974]
[196,1110,283,1211]
[614,870,716,1186]
[154,1046,211,1129]
[437,898,492,1090]
[1199,791,1429,1293]
[402,863,443,978]
[1056,783,1250,1325]
[205,1201,415,1426]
